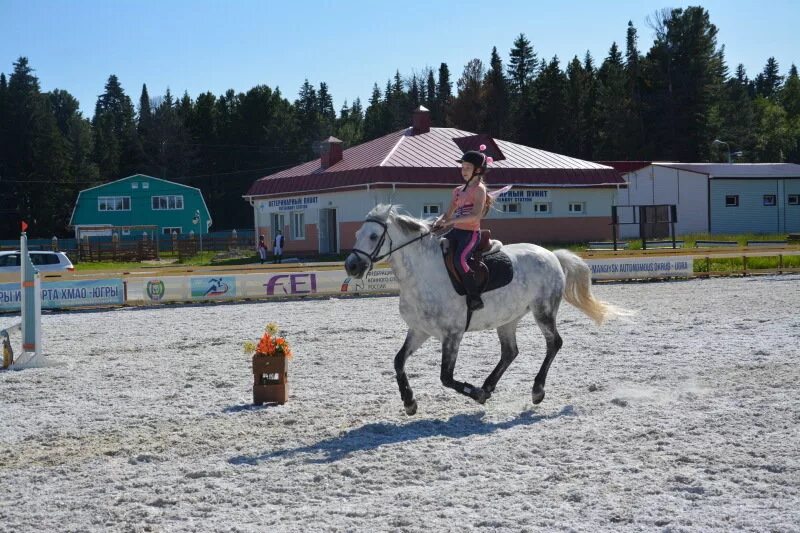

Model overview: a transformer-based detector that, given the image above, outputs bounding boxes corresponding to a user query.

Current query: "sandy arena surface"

[1,274,799,532]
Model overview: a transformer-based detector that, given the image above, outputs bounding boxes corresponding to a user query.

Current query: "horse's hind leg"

[531,307,563,405]
[480,321,520,399]
[440,333,489,404]
[395,329,430,415]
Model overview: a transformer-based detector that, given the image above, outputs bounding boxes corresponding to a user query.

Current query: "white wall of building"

[252,184,618,252]
[615,165,709,237]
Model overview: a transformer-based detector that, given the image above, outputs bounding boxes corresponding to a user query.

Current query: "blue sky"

[2,0,798,118]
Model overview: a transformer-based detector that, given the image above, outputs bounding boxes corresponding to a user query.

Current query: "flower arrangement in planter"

[245,323,292,405]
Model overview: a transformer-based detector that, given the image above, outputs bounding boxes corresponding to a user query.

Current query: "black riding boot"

[462,271,484,311]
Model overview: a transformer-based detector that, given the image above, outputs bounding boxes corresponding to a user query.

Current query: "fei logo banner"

[263,273,317,296]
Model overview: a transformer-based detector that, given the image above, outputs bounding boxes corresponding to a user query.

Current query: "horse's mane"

[368,204,431,234]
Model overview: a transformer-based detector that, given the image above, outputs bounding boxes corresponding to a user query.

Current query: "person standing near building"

[257,235,268,264]
[273,230,284,264]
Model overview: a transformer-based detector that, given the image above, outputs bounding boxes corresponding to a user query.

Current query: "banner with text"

[0,279,125,311]
[586,256,693,280]
[124,268,400,304]
[40,256,694,310]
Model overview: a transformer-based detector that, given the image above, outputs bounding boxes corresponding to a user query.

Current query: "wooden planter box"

[253,354,288,405]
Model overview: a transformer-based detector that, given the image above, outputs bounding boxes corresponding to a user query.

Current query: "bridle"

[350,216,433,271]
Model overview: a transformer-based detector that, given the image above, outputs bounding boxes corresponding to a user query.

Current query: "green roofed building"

[69,174,212,238]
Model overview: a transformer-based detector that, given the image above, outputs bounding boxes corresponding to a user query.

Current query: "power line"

[0,162,297,185]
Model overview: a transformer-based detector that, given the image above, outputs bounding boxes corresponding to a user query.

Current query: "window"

[151,195,184,210]
[162,227,181,235]
[0,254,20,267]
[291,212,305,239]
[789,194,800,206]
[502,203,520,214]
[131,182,139,189]
[534,202,551,214]
[763,194,776,206]
[142,182,149,189]
[568,202,585,214]
[725,195,739,207]
[98,196,130,211]
[423,204,441,216]
[30,253,60,266]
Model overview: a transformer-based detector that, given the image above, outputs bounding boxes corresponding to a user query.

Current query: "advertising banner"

[586,256,693,280]
[124,268,402,305]
[99,256,696,309]
[337,268,398,294]
[127,276,188,304]
[0,279,125,311]
[190,276,237,299]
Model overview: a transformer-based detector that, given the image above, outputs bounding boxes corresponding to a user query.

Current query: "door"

[639,205,670,239]
[318,208,338,254]
[270,213,285,242]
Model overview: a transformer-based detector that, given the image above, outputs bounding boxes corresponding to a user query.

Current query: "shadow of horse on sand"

[229,405,575,465]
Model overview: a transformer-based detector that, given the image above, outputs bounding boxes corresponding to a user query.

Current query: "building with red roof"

[245,107,624,254]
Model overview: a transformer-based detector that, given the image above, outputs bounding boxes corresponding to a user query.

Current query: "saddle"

[441,230,514,297]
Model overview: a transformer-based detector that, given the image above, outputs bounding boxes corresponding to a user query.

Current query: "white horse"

[345,205,626,415]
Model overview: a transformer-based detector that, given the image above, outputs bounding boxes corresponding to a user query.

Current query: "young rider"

[433,150,491,311]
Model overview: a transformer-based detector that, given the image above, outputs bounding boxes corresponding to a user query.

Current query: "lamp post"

[192,210,203,255]
[712,139,731,163]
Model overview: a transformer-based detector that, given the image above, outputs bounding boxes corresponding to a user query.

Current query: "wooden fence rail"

[78,241,159,262]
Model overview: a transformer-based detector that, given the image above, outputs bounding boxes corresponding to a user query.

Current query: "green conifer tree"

[436,63,452,127]
[755,57,783,99]
[450,59,485,132]
[482,47,510,138]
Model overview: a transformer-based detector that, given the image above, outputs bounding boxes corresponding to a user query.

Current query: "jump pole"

[1,231,42,369]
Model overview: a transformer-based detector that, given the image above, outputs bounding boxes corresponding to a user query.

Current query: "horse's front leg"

[395,329,430,415]
[481,320,520,398]
[440,333,490,404]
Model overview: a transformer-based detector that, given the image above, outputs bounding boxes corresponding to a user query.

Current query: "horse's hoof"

[474,388,491,405]
[404,400,418,416]
[532,387,545,405]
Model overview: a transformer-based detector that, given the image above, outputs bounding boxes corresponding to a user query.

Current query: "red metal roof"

[246,127,624,197]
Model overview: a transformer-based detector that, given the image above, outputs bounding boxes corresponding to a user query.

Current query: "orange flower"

[256,333,276,355]
[247,324,292,358]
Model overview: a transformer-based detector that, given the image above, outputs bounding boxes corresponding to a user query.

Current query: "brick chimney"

[412,105,431,135]
[320,136,343,169]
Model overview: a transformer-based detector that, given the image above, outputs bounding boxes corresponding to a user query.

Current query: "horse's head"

[345,205,394,278]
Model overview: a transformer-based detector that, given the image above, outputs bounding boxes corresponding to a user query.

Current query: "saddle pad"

[445,250,514,296]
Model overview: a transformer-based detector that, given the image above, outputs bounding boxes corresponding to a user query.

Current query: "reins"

[350,216,435,268]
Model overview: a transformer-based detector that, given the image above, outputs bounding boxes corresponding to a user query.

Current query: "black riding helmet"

[456,150,487,171]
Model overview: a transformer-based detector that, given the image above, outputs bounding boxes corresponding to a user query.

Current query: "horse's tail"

[553,249,629,326]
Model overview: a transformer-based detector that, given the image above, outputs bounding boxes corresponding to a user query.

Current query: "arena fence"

[1,249,799,312]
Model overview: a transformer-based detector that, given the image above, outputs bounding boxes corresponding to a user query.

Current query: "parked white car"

[0,251,75,273]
